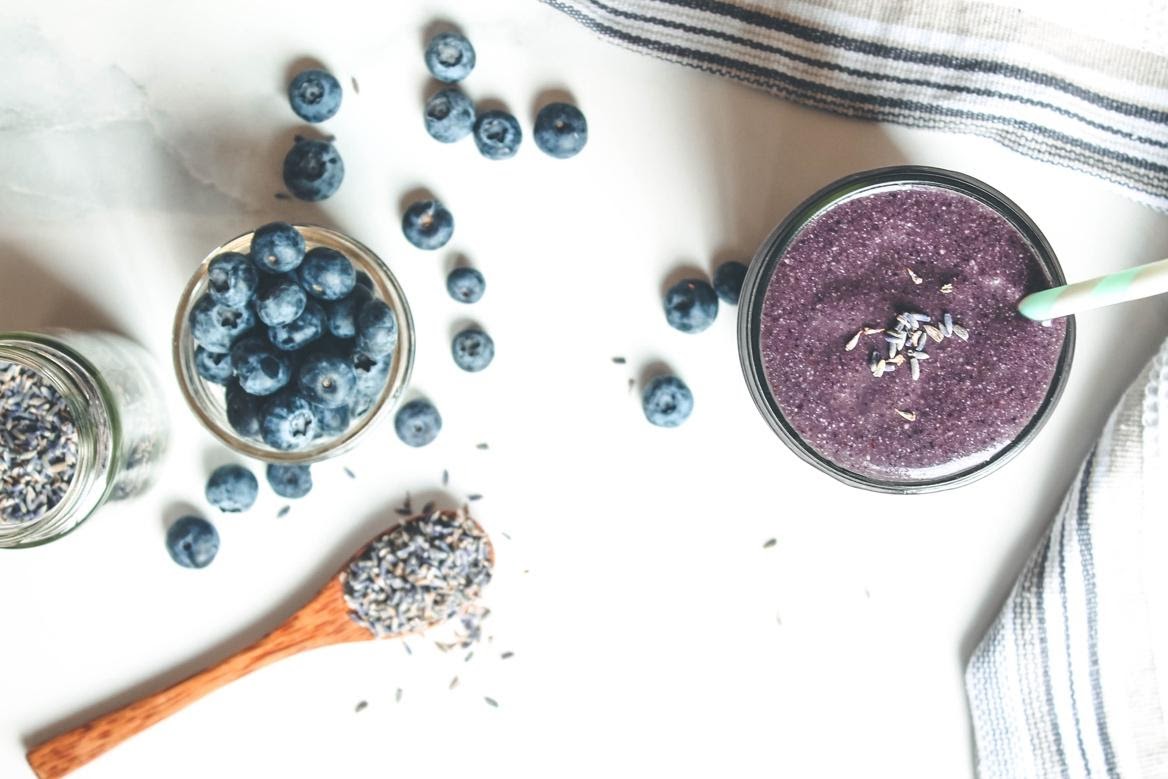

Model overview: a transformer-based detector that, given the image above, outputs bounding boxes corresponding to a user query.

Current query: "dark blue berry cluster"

[421,31,587,161]
[283,68,345,201]
[190,223,397,452]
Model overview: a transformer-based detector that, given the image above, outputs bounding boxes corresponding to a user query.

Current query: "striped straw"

[1018,257,1168,321]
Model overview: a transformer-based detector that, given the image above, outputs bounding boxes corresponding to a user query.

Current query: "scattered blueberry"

[195,346,233,385]
[166,516,219,569]
[663,279,719,333]
[231,337,292,396]
[313,402,351,436]
[533,102,588,159]
[473,110,522,160]
[251,222,306,274]
[401,199,454,250]
[324,285,371,338]
[283,138,344,201]
[225,380,262,439]
[356,299,398,356]
[451,328,495,372]
[446,267,485,303]
[190,294,256,353]
[299,247,356,301]
[642,375,694,427]
[205,464,259,512]
[266,463,313,499]
[425,88,476,143]
[255,275,307,327]
[424,31,476,83]
[261,391,318,451]
[395,398,441,447]
[269,300,325,351]
[207,252,258,307]
[288,69,342,123]
[298,351,357,408]
[713,261,748,305]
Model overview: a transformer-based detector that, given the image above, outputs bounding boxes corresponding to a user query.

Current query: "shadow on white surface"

[0,245,124,335]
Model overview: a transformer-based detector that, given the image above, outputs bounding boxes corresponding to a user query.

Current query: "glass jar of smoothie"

[0,331,168,547]
[173,225,414,463]
[738,166,1075,493]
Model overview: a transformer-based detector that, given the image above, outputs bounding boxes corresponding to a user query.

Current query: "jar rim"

[0,334,115,545]
[736,165,1076,494]
[172,225,415,463]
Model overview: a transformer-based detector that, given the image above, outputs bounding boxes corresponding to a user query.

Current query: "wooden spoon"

[26,509,493,779]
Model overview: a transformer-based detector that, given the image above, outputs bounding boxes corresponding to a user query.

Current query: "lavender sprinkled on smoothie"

[0,362,79,524]
[758,185,1066,481]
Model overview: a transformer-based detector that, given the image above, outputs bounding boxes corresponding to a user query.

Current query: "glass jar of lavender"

[0,332,168,547]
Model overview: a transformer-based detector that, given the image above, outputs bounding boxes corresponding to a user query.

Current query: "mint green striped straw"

[1018,257,1168,320]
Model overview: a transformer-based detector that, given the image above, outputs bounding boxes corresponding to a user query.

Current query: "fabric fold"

[544,0,1168,210]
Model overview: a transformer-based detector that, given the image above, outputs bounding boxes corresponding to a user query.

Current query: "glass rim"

[0,333,116,546]
[172,225,415,464]
[736,165,1077,494]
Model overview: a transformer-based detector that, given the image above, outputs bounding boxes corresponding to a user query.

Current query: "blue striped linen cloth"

[966,335,1168,778]
[542,0,1168,211]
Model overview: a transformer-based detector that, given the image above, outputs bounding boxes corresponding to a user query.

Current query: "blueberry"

[354,270,374,290]
[225,380,262,439]
[713,261,748,305]
[266,463,313,499]
[446,267,485,303]
[642,375,694,427]
[288,69,342,123]
[401,199,454,250]
[166,515,219,569]
[312,402,351,436]
[356,299,398,356]
[251,222,306,274]
[298,247,356,301]
[395,398,441,447]
[255,275,307,326]
[269,300,325,351]
[424,88,475,143]
[424,31,475,83]
[663,279,719,333]
[261,391,318,451]
[473,110,522,160]
[533,102,588,159]
[205,464,259,512]
[207,252,258,307]
[195,346,233,385]
[190,294,256,353]
[323,285,371,338]
[283,138,344,202]
[350,348,392,396]
[451,328,495,372]
[231,337,292,396]
[298,351,357,408]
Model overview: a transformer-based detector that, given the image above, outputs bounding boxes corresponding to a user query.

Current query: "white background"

[2,2,1167,777]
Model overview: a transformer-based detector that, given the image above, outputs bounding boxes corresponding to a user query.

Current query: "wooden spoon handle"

[27,575,366,779]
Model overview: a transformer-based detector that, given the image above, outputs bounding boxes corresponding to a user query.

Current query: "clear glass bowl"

[173,225,414,463]
[737,166,1076,494]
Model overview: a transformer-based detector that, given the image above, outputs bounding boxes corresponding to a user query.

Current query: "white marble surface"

[2,2,1167,777]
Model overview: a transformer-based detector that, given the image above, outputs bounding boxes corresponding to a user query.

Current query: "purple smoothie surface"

[757,184,1067,482]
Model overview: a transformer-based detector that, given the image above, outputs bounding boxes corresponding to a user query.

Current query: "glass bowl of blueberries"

[173,223,414,463]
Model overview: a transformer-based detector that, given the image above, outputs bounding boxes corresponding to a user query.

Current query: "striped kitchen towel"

[965,335,1168,778]
[543,0,1168,210]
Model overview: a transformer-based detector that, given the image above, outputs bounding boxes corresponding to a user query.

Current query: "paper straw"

[1018,257,1168,321]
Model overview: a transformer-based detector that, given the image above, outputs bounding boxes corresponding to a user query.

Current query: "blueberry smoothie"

[755,181,1068,484]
